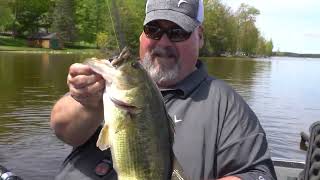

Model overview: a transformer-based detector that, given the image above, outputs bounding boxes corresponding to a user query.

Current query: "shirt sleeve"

[215,85,277,180]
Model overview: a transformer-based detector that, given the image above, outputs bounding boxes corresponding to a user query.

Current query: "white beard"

[141,52,181,86]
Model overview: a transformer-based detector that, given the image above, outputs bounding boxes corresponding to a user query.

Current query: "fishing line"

[106,0,121,53]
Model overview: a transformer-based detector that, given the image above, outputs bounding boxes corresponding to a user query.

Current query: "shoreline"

[0,46,101,55]
[1,46,319,59]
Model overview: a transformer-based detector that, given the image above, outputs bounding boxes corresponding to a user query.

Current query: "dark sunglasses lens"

[144,25,162,40]
[169,28,192,42]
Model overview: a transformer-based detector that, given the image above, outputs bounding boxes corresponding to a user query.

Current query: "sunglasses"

[143,24,192,42]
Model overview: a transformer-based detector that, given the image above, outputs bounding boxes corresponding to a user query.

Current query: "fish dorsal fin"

[111,47,131,67]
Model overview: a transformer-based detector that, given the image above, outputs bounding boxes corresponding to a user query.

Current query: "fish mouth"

[109,97,138,113]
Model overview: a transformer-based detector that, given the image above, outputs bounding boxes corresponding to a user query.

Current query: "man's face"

[139,20,204,88]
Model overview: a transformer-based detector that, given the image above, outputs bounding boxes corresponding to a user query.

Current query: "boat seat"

[302,121,320,180]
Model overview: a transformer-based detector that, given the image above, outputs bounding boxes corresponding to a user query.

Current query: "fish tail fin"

[96,125,110,151]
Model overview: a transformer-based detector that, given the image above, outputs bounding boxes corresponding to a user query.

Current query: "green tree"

[52,0,77,42]
[75,0,96,42]
[1,0,273,56]
[117,0,145,51]
[10,0,54,36]
[203,0,237,56]
[203,0,226,55]
[238,21,259,55]
[96,32,109,49]
[265,39,273,57]
[96,0,109,33]
[256,36,266,56]
[72,0,126,49]
[236,3,260,56]
[0,5,14,32]
[236,3,260,24]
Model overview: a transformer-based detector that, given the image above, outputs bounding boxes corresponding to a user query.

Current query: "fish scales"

[85,48,174,180]
[107,78,170,179]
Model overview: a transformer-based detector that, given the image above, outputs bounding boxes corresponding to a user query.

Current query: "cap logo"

[178,0,189,7]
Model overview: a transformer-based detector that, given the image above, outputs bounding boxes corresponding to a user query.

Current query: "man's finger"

[69,63,94,77]
[69,79,105,98]
[86,79,105,94]
[69,86,90,99]
[69,74,103,89]
[69,83,104,107]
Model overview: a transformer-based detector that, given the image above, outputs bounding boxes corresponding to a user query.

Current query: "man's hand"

[67,63,107,108]
[50,63,109,146]
[217,176,241,180]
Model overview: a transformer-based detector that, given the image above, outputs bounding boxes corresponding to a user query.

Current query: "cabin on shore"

[0,31,14,36]
[27,33,63,49]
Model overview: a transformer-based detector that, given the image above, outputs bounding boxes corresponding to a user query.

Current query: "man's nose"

[156,33,173,46]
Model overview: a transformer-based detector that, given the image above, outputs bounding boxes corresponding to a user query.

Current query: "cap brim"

[143,10,200,32]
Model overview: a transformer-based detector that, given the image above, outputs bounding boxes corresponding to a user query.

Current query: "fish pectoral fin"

[96,125,110,151]
[171,156,189,180]
[172,169,185,180]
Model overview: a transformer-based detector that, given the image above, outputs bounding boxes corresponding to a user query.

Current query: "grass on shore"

[0,35,26,47]
[0,35,100,54]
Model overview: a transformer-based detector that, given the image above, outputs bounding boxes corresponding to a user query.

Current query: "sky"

[221,0,320,54]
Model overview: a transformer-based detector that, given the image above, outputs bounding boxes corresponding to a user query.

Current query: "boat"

[274,121,320,180]
[273,158,305,180]
[0,160,307,180]
[1,122,319,180]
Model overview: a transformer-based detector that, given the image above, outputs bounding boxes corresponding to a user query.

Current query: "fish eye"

[131,62,140,69]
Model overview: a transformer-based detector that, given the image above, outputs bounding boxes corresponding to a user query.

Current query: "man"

[51,0,277,179]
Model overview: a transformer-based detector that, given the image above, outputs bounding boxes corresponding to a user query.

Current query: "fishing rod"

[106,0,120,53]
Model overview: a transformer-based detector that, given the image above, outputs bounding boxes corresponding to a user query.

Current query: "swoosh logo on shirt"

[174,115,183,123]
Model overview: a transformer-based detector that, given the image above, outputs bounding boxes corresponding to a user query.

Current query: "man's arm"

[217,177,241,180]
[50,63,105,147]
[215,82,277,180]
[205,176,241,180]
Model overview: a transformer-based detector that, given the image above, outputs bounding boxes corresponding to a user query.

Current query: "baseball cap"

[144,0,204,33]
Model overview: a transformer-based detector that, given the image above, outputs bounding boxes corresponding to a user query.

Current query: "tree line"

[0,0,273,57]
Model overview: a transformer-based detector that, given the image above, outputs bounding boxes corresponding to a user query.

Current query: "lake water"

[0,52,319,179]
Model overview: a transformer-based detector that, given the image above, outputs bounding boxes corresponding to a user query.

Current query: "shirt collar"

[160,60,208,98]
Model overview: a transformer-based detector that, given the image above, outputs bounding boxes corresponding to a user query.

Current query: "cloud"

[304,33,320,39]
[223,0,320,14]
[222,0,320,53]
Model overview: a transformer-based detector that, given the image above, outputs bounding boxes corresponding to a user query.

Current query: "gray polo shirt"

[56,61,277,180]
[162,61,276,179]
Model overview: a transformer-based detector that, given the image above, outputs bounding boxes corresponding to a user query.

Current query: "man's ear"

[139,32,143,42]
[198,25,204,48]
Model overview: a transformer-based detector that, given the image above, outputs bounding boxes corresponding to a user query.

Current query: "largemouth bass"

[85,48,182,180]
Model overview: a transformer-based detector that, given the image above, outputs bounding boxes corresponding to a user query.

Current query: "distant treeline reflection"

[273,52,320,58]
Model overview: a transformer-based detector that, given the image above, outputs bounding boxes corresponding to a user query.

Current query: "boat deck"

[273,159,305,180]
